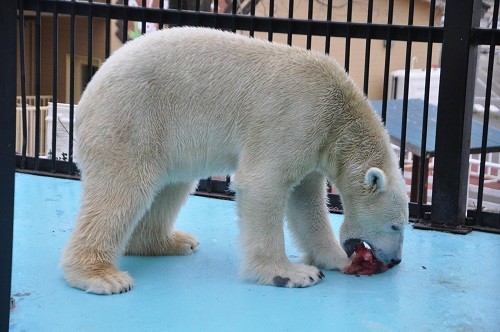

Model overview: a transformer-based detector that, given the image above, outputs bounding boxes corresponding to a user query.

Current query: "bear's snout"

[372,243,403,265]
[342,237,403,266]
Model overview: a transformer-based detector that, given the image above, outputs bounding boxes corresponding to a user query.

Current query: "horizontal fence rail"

[12,0,500,233]
[22,0,446,42]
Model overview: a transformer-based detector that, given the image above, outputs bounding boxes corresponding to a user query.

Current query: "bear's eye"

[391,225,401,231]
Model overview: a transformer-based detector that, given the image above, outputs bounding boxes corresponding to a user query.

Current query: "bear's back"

[81,27,356,115]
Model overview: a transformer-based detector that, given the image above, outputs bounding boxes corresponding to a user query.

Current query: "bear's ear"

[364,167,387,193]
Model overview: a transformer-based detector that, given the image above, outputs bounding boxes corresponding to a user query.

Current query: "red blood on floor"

[342,243,390,276]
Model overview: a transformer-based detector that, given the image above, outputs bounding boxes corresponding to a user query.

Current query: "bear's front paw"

[243,262,325,288]
[64,263,134,295]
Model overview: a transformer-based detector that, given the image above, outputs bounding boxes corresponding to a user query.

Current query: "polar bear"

[61,27,409,294]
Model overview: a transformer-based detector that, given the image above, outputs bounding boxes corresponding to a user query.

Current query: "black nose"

[390,259,401,265]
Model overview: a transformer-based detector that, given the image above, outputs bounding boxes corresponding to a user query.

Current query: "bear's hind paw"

[126,230,199,256]
[164,230,200,255]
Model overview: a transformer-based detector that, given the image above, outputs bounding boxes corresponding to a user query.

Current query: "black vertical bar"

[399,0,415,171]
[123,0,129,43]
[141,0,147,35]
[213,0,219,29]
[431,0,481,226]
[85,0,94,170]
[176,0,182,26]
[287,0,294,45]
[18,0,28,165]
[0,1,16,329]
[324,0,333,54]
[249,0,256,37]
[159,0,166,27]
[416,0,436,215]
[225,175,233,195]
[194,0,200,27]
[268,0,275,41]
[363,0,374,95]
[69,0,76,173]
[88,0,94,86]
[306,0,313,50]
[51,9,59,172]
[381,0,394,123]
[105,0,111,59]
[344,0,353,72]
[34,0,41,167]
[231,0,237,32]
[475,0,499,225]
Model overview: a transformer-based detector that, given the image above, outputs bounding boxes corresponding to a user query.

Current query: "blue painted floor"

[9,173,500,331]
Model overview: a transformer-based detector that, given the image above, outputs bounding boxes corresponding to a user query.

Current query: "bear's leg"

[285,171,350,270]
[125,182,199,256]
[236,174,324,288]
[61,177,157,295]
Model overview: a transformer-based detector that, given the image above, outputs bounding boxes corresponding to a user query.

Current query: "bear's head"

[339,167,409,266]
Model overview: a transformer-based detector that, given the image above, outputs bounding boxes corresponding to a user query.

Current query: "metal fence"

[1,0,500,327]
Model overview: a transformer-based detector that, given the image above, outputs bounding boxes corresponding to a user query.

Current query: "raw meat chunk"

[342,243,391,276]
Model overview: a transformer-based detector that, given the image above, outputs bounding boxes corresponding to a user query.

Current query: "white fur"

[61,27,409,294]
